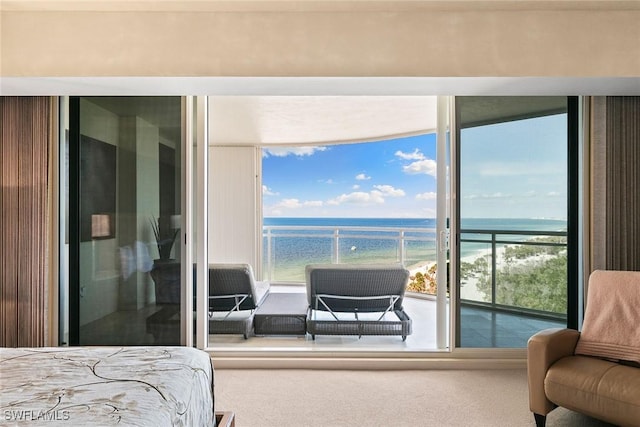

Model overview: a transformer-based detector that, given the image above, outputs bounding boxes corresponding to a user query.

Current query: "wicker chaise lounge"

[305,263,412,341]
[208,263,270,339]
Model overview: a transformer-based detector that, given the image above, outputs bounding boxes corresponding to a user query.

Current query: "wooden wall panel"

[0,97,51,347]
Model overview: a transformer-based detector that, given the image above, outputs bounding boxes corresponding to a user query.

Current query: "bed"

[0,346,221,426]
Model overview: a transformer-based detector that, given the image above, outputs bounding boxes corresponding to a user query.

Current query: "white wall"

[208,145,260,272]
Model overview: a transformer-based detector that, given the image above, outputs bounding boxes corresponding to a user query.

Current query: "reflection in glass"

[74,97,183,346]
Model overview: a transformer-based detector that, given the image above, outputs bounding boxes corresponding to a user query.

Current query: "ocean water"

[262,217,567,282]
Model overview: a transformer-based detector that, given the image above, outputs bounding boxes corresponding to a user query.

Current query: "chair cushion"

[545,355,640,426]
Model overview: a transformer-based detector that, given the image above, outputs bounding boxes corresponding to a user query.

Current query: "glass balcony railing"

[262,225,436,283]
[460,229,567,320]
[262,224,567,320]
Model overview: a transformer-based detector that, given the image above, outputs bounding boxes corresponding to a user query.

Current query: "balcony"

[207,223,567,350]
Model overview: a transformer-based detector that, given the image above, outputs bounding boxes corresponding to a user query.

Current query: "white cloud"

[465,192,510,200]
[489,192,507,198]
[328,191,385,205]
[352,184,360,190]
[402,158,437,177]
[465,190,563,200]
[262,185,278,196]
[279,198,303,208]
[263,146,327,157]
[276,198,324,209]
[415,191,437,200]
[396,148,436,177]
[324,186,403,209]
[395,149,425,160]
[355,173,371,181]
[373,185,405,197]
[478,162,561,177]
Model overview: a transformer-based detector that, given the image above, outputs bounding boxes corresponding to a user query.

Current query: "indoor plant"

[149,215,181,305]
[150,215,180,261]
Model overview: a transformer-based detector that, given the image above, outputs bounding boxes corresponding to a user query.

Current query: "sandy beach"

[406,245,511,301]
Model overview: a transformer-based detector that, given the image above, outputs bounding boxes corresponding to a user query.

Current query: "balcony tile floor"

[460,306,564,348]
[208,285,565,351]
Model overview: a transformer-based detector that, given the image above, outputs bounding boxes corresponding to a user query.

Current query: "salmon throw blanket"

[574,270,640,364]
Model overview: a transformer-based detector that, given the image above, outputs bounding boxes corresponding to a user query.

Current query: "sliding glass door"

[455,96,571,348]
[65,97,184,345]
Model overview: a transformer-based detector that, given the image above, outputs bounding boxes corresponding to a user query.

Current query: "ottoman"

[253,293,308,335]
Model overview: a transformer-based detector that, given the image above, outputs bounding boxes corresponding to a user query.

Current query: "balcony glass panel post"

[266,228,273,281]
[333,229,340,263]
[491,232,497,308]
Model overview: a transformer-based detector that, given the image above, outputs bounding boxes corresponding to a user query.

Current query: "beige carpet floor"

[214,369,616,427]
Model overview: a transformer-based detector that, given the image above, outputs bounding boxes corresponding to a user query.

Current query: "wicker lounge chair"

[208,263,270,339]
[305,263,412,341]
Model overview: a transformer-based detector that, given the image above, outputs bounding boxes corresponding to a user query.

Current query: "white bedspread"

[0,346,214,426]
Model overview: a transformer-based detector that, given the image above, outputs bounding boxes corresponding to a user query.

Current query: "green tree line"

[409,236,567,314]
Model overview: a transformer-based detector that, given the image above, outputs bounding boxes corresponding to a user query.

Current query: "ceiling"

[209,96,438,145]
[87,94,572,147]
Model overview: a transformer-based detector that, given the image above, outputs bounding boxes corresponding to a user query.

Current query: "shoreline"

[406,245,510,301]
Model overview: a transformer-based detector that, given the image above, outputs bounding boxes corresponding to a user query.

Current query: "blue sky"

[263,134,438,218]
[262,113,567,219]
[460,113,567,219]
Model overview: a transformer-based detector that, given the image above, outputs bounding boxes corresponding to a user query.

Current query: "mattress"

[0,346,215,426]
